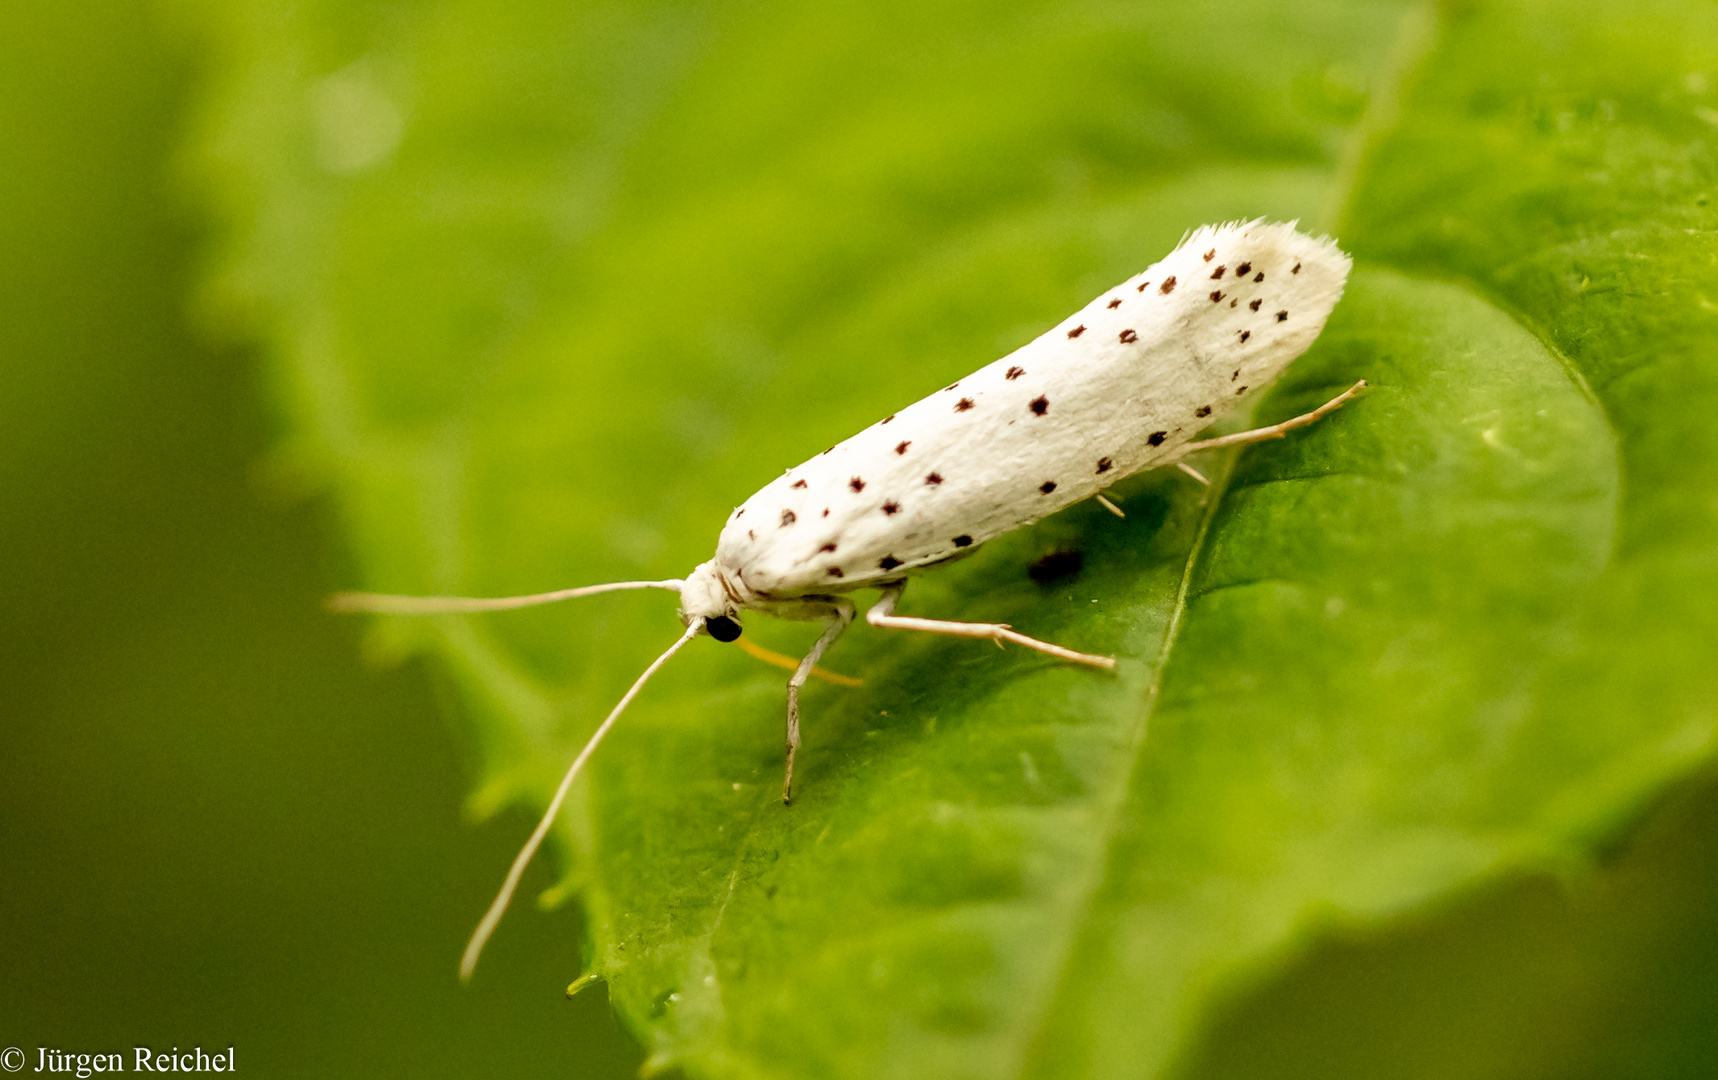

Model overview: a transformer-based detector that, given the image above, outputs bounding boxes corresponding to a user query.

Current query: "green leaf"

[179,0,1718,1076]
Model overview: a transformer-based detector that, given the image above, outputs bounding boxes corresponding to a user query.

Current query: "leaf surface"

[179,0,1718,1076]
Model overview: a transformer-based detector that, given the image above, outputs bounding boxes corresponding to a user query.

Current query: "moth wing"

[717,221,1349,598]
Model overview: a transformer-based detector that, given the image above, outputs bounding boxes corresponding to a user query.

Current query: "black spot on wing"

[849,477,865,492]
[879,556,901,571]
[952,535,973,547]
[1159,276,1177,294]
[1030,396,1049,416]
[1096,457,1112,473]
[895,441,911,454]
[925,472,943,485]
[1006,366,1025,380]
[1120,329,1138,343]
[955,397,975,412]
[780,509,796,526]
[1148,431,1167,446]
[1067,324,1086,339]
[1039,481,1057,494]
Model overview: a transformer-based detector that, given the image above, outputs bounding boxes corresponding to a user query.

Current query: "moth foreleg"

[784,599,856,805]
[865,582,1116,670]
[736,636,862,687]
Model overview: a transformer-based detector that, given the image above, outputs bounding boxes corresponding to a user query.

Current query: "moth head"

[704,615,742,642]
[679,560,743,641]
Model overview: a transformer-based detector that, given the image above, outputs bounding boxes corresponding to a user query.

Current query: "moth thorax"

[679,559,750,625]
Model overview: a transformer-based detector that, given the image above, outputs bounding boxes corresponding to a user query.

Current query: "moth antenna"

[327,579,685,614]
[459,621,702,981]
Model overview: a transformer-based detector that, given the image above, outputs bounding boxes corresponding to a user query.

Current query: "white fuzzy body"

[712,221,1349,603]
[434,223,1353,966]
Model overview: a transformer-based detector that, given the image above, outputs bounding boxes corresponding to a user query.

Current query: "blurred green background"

[0,4,640,1077]
[5,2,1718,1079]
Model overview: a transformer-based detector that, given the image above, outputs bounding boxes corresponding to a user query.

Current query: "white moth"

[332,219,1360,978]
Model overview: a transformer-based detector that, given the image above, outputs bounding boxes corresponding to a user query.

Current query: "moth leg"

[784,599,856,805]
[1176,461,1211,486]
[736,636,862,687]
[866,582,1116,671]
[1177,379,1366,455]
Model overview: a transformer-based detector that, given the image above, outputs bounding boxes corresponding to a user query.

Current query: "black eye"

[705,615,742,642]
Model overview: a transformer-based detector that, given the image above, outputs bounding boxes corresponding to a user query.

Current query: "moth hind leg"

[1178,379,1367,456]
[1175,461,1211,486]
[864,582,1115,670]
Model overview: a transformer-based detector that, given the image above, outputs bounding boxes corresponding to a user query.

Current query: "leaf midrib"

[1006,5,1444,1073]
[1008,459,1235,1077]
